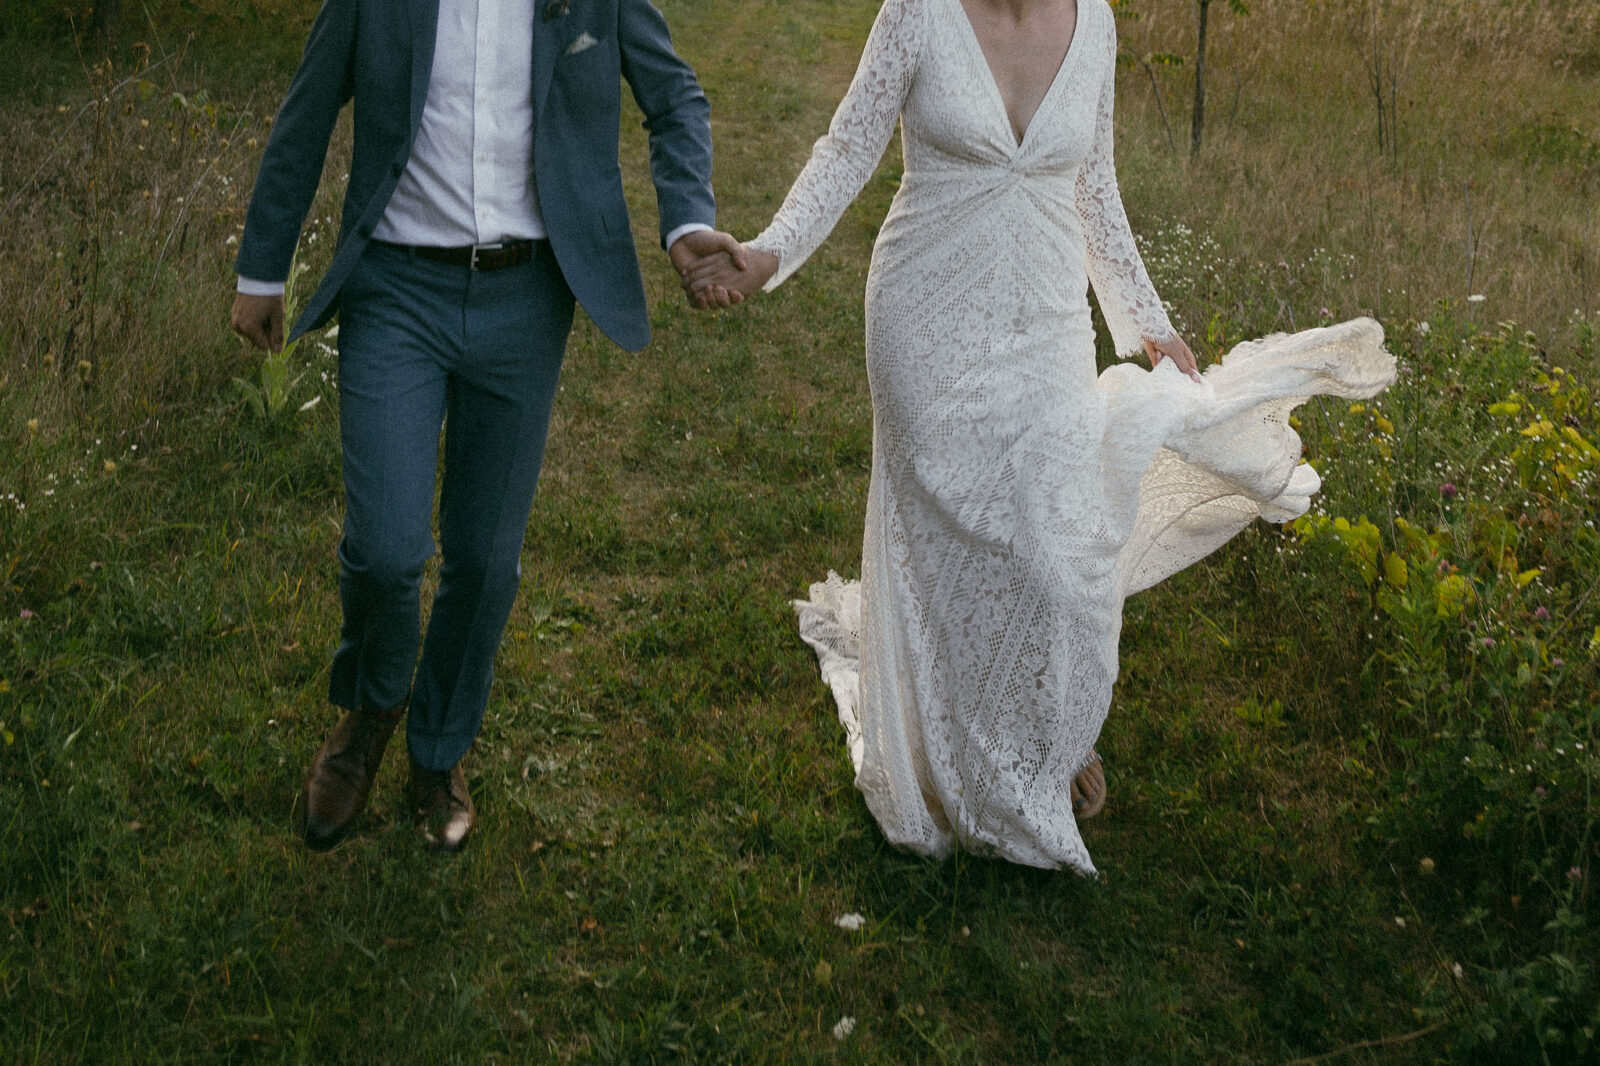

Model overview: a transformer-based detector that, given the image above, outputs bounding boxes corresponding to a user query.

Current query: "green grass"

[2,0,1597,1062]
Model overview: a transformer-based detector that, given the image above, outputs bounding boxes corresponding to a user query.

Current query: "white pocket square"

[565,32,599,56]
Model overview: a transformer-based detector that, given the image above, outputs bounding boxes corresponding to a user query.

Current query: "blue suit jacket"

[235,0,715,351]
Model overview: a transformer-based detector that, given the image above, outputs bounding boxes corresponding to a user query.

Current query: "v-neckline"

[952,0,1082,152]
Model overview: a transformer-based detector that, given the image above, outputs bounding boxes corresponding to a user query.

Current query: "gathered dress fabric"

[748,0,1395,873]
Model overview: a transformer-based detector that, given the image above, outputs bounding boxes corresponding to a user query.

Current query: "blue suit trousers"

[328,240,574,771]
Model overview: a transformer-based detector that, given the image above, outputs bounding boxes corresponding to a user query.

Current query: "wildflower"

[1452,963,1464,979]
[1534,606,1550,621]
[103,459,117,474]
[1320,307,1333,318]
[1568,867,1583,883]
[19,608,35,619]
[832,1016,856,1040]
[1417,321,1431,335]
[834,913,865,932]
[1553,658,1565,668]
[76,360,93,381]
[1419,857,1436,875]
[26,419,39,434]
[1535,787,1547,797]
[1439,482,1457,498]
[1481,637,1495,648]
[1468,294,1486,303]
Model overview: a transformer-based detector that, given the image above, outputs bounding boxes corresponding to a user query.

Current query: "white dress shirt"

[239,0,705,296]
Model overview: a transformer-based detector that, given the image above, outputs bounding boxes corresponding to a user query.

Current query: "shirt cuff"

[236,275,286,297]
[664,222,712,252]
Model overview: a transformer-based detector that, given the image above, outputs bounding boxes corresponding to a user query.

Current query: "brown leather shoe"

[301,704,405,851]
[407,758,475,852]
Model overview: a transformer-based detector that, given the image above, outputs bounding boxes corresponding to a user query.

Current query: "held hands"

[232,292,286,352]
[1143,333,1202,384]
[669,230,778,310]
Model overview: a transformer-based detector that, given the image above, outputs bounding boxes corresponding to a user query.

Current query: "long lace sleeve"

[1075,22,1174,358]
[747,0,927,289]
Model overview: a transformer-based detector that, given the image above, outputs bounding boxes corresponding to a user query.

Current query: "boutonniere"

[543,0,570,20]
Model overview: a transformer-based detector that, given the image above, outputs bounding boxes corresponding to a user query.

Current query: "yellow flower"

[103,459,117,474]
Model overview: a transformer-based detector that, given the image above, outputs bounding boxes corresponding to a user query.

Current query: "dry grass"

[1113,0,1600,354]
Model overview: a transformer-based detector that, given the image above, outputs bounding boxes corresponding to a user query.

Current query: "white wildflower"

[831,1016,856,1041]
[834,913,865,932]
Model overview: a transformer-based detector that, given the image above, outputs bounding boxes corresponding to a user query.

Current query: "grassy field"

[2,0,1597,1062]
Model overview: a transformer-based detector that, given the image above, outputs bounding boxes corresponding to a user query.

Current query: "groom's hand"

[670,230,746,310]
[232,292,286,352]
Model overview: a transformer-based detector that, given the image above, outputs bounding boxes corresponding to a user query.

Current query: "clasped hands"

[667,230,777,311]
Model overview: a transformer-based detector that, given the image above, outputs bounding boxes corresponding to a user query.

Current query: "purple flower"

[1552,658,1565,669]
[1535,787,1547,798]
[18,608,35,619]
[1481,637,1496,648]
[1439,482,1458,499]
[1568,867,1583,883]
[1534,606,1550,621]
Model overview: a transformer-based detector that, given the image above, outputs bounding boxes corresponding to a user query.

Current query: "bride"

[683,0,1394,872]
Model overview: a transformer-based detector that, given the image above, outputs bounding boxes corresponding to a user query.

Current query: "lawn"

[1,1,1596,1062]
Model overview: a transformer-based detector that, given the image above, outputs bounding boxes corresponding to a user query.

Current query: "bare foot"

[1070,754,1105,820]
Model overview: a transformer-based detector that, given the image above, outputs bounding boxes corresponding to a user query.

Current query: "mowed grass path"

[4,1,1595,1062]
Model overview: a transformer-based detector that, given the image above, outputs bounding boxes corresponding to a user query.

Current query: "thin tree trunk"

[1191,0,1210,159]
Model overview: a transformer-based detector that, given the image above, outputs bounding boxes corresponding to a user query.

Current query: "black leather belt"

[373,239,540,271]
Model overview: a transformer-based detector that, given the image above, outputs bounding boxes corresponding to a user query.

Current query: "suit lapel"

[409,0,441,132]
[531,6,566,124]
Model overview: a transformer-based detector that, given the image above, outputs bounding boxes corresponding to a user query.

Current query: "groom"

[230,0,742,851]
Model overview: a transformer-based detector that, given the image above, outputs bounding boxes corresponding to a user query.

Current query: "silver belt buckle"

[469,241,506,270]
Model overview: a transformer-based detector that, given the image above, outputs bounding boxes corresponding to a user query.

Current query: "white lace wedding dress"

[747,0,1395,873]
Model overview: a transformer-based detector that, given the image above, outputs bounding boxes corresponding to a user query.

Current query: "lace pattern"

[761,0,1395,871]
